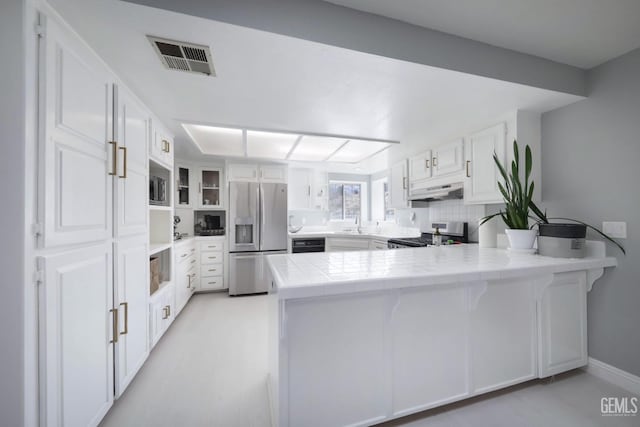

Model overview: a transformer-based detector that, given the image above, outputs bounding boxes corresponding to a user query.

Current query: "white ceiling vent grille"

[147,36,216,76]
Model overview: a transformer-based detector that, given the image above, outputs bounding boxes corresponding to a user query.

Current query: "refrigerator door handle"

[260,184,266,248]
[256,184,261,250]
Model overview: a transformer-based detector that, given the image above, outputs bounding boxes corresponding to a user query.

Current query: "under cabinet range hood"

[409,182,464,203]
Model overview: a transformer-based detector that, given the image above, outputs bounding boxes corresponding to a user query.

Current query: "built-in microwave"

[149,176,167,205]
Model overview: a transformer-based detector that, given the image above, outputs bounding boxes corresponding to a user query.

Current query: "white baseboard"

[584,357,640,396]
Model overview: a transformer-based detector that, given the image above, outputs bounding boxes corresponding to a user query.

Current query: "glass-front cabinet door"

[177,166,191,207]
[198,167,223,209]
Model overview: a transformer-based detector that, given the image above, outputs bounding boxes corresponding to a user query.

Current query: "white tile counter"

[267,243,616,299]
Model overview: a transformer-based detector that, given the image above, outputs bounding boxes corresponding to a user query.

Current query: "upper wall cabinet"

[464,123,507,204]
[115,86,149,237]
[288,168,314,210]
[150,119,173,168]
[41,18,114,247]
[176,164,194,208]
[389,160,409,209]
[433,139,464,177]
[198,167,223,209]
[228,164,287,183]
[409,150,432,182]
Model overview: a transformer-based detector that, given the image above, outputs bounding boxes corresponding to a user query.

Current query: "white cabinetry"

[150,120,173,168]
[115,86,149,237]
[433,139,464,177]
[389,160,409,209]
[199,240,226,290]
[409,150,432,182]
[326,237,371,252]
[464,123,507,204]
[149,282,175,349]
[229,163,287,183]
[114,235,149,397]
[260,165,288,183]
[469,279,536,393]
[40,243,114,427]
[197,167,223,209]
[175,240,197,315]
[288,168,314,210]
[538,272,588,377]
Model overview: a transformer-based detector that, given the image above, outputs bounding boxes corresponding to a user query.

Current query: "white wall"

[0,0,27,425]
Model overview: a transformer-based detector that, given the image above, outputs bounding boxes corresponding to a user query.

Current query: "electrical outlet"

[602,221,627,239]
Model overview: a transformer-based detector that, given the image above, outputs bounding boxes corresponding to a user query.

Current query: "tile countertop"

[266,243,617,300]
[173,235,226,247]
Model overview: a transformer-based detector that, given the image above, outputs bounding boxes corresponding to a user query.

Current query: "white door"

[115,86,149,237]
[409,150,432,182]
[150,120,173,167]
[175,258,191,315]
[114,235,149,397]
[260,165,287,183]
[433,139,464,177]
[469,279,536,393]
[149,292,166,349]
[41,19,113,247]
[288,168,312,210]
[538,272,588,377]
[389,160,408,209]
[228,164,258,182]
[40,243,114,427]
[464,123,506,204]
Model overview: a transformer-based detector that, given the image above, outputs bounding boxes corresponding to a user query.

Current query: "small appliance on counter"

[194,210,226,236]
[388,221,469,249]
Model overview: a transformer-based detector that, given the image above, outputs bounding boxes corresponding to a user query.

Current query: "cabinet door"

[149,293,165,349]
[198,168,222,208]
[114,236,149,397]
[228,164,258,182]
[464,123,506,204]
[40,243,114,427]
[176,165,192,208]
[469,279,536,394]
[389,160,409,209]
[150,120,173,168]
[175,260,191,315]
[42,19,113,248]
[409,150,432,182]
[115,86,149,237]
[392,286,469,416]
[288,168,313,210]
[538,272,588,378]
[433,139,464,177]
[260,165,287,183]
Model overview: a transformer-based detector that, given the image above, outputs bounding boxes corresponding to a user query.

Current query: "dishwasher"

[291,238,326,253]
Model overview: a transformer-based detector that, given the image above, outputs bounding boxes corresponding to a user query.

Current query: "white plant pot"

[505,229,538,250]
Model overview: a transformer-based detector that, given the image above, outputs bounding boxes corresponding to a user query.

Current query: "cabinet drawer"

[201,264,223,278]
[201,276,225,290]
[200,251,223,265]
[199,241,224,252]
[177,245,196,264]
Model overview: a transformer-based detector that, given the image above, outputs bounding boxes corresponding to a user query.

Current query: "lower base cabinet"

[326,237,371,252]
[274,272,592,427]
[40,243,115,427]
[150,283,175,349]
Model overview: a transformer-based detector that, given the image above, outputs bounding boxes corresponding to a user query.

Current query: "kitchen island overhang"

[266,243,616,427]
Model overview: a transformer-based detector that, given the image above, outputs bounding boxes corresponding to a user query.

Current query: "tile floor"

[100,293,639,427]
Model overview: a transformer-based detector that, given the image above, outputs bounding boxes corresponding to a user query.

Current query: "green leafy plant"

[480,140,545,229]
[481,140,626,255]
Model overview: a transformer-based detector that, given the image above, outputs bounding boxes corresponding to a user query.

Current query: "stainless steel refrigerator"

[229,181,288,295]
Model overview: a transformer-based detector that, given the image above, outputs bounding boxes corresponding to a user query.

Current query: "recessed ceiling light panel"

[246,131,300,160]
[288,135,348,161]
[182,124,244,157]
[328,139,391,163]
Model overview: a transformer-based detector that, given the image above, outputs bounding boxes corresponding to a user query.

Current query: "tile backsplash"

[428,199,486,242]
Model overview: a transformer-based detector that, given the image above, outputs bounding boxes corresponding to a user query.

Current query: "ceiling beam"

[124,0,586,96]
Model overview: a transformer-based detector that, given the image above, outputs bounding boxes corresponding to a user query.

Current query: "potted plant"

[480,140,542,250]
[482,140,626,257]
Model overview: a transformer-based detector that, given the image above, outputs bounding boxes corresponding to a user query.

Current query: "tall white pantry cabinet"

[36,14,171,426]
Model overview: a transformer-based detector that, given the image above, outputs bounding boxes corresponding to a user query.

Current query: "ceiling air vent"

[147,36,216,76]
